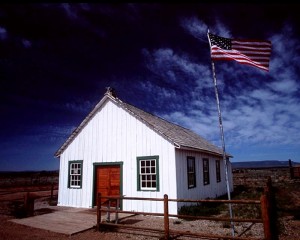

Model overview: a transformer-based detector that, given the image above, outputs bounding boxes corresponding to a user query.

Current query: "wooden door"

[95,165,120,207]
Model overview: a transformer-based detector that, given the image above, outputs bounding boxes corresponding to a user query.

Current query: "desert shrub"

[178,201,224,217]
[47,198,57,206]
[232,186,263,200]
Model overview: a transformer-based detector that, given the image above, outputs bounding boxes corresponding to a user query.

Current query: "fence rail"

[97,179,277,240]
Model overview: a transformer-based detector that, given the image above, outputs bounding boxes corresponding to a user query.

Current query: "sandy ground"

[0,197,300,240]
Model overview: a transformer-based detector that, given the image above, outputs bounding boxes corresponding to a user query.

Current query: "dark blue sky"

[1,3,300,171]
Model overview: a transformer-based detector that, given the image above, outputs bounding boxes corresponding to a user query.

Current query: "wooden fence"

[24,184,58,216]
[289,159,300,179]
[0,184,59,217]
[97,178,277,240]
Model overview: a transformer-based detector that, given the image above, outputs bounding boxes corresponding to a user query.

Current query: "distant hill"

[231,160,300,169]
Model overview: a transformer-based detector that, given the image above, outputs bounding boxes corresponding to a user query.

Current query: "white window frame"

[203,158,210,185]
[68,160,83,188]
[187,156,196,188]
[216,159,221,183]
[137,156,159,191]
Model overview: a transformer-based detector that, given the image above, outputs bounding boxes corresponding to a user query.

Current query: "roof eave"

[175,145,233,158]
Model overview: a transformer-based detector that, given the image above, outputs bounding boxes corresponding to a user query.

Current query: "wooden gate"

[95,165,120,206]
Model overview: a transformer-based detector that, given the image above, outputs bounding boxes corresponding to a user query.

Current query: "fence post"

[261,193,271,240]
[97,193,101,231]
[266,177,278,240]
[261,177,278,240]
[24,192,34,217]
[116,198,119,224]
[164,194,169,240]
[50,182,54,200]
[289,159,294,179]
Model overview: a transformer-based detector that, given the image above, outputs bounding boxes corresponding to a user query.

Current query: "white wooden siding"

[58,99,178,213]
[175,149,233,210]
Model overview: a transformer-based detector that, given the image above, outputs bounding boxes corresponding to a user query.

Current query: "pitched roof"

[54,91,231,158]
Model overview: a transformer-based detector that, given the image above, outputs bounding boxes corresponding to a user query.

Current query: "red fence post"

[261,193,271,240]
[24,192,35,217]
[164,194,169,239]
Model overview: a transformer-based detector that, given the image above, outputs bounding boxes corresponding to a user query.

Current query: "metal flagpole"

[207,30,235,236]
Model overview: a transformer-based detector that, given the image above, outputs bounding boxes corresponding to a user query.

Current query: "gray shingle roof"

[55,92,231,158]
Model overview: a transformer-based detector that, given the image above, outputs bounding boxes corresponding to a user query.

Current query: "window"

[68,160,83,188]
[216,160,221,182]
[203,158,210,185]
[137,156,159,191]
[187,157,196,188]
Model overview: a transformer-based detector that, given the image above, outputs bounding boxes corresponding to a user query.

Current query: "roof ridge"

[54,92,230,158]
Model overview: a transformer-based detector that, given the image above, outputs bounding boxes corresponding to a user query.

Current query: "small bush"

[173,219,182,224]
[47,198,57,206]
[178,201,223,217]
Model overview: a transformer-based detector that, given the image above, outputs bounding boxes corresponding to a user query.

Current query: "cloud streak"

[140,15,300,158]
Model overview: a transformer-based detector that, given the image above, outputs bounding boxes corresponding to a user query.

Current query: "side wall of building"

[175,149,233,211]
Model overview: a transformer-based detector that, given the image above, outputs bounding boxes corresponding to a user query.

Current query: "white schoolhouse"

[55,88,233,214]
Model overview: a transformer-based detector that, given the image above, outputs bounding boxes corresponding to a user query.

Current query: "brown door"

[95,165,120,207]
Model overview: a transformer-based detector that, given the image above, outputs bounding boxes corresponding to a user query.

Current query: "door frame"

[92,162,123,208]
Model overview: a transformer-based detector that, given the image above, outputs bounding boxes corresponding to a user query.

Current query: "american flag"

[208,33,272,72]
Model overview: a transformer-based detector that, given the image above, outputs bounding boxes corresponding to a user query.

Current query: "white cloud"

[268,79,299,94]
[139,81,177,100]
[140,17,300,159]
[22,39,32,48]
[180,16,208,42]
[213,21,231,38]
[142,48,212,89]
[64,100,94,113]
[0,26,7,40]
[61,3,78,19]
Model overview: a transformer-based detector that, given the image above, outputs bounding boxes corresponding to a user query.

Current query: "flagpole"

[207,30,235,236]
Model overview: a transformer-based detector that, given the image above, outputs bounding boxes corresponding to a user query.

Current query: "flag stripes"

[208,33,271,72]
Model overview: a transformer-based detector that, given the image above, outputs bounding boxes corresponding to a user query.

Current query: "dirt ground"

[0,213,300,240]
[0,197,300,240]
[0,173,300,240]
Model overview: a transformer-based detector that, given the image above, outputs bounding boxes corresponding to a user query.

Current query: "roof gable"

[54,91,230,158]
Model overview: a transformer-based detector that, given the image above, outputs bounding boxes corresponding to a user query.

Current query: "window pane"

[187,157,195,188]
[203,159,210,185]
[69,162,82,188]
[138,158,158,190]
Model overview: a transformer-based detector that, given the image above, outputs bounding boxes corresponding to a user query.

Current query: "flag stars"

[209,33,232,50]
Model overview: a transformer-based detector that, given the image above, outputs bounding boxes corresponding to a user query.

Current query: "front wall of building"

[58,99,178,213]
